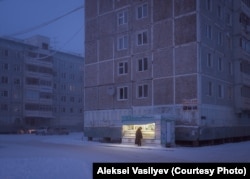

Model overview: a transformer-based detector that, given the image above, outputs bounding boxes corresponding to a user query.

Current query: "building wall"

[84,0,250,145]
[0,36,84,133]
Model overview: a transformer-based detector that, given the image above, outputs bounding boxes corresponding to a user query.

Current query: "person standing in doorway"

[135,127,143,146]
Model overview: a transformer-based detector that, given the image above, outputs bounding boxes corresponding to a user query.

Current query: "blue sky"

[0,0,85,56]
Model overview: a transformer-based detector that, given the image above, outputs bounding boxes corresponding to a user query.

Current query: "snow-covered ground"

[0,133,250,179]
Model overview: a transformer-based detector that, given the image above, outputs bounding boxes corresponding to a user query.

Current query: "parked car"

[35,127,48,135]
[17,128,36,134]
[26,128,36,134]
[53,127,70,135]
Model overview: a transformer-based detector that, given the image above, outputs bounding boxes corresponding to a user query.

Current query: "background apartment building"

[0,35,84,133]
[84,0,250,146]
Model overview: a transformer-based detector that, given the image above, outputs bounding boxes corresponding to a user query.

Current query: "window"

[61,107,66,113]
[70,96,75,102]
[241,86,250,98]
[138,57,148,71]
[14,64,21,72]
[137,3,148,19]
[239,37,250,53]
[137,84,148,98]
[225,13,232,26]
[218,57,223,72]
[0,104,8,111]
[1,76,8,84]
[40,79,52,87]
[79,108,83,113]
[206,0,212,11]
[226,34,232,49]
[118,61,128,75]
[118,10,128,25]
[25,90,39,100]
[118,86,128,100]
[228,62,233,75]
[217,5,222,19]
[206,24,212,39]
[40,92,52,99]
[42,43,49,50]
[4,50,9,57]
[69,74,75,80]
[208,81,213,96]
[218,84,224,98]
[227,86,233,100]
[13,78,21,85]
[2,63,8,70]
[118,35,128,50]
[137,31,148,45]
[78,97,83,103]
[61,72,66,79]
[207,53,212,67]
[217,31,223,45]
[61,96,66,102]
[26,77,39,85]
[1,90,8,97]
[239,13,249,27]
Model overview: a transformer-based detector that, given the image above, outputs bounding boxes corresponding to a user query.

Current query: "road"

[0,133,250,179]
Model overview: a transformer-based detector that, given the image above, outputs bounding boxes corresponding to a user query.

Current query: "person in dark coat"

[135,127,143,146]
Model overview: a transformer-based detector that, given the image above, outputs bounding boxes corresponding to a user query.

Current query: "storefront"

[121,115,175,147]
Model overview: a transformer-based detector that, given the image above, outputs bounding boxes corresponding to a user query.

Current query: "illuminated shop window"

[122,123,155,139]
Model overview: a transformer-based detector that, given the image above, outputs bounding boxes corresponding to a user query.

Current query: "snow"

[0,133,250,179]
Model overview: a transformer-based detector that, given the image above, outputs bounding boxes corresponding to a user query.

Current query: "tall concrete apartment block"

[0,35,84,133]
[84,0,250,146]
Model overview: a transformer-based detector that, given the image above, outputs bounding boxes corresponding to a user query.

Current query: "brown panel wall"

[99,60,114,85]
[99,0,113,14]
[85,41,97,64]
[98,85,115,110]
[99,36,114,61]
[153,20,173,49]
[85,64,98,87]
[154,78,174,105]
[85,0,97,19]
[175,43,197,75]
[175,75,197,104]
[153,0,173,21]
[174,0,196,16]
[153,49,173,78]
[85,87,99,110]
[175,14,196,45]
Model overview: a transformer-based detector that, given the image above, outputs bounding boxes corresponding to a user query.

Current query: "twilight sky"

[0,0,85,56]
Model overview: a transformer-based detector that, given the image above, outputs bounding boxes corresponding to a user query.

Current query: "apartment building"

[0,35,84,133]
[84,0,250,146]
